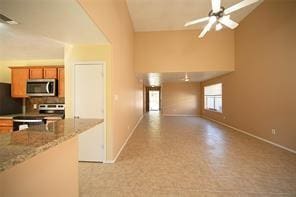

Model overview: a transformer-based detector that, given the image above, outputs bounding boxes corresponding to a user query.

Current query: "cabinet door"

[30,68,43,79]
[58,68,65,97]
[11,68,29,98]
[44,67,57,79]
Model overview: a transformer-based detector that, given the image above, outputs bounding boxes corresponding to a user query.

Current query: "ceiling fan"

[182,73,190,82]
[184,0,260,38]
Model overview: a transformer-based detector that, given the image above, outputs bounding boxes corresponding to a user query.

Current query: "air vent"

[0,14,18,24]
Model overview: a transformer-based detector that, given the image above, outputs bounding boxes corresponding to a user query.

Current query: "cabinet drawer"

[0,119,13,127]
[0,126,13,133]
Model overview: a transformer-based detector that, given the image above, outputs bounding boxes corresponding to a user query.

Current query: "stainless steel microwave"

[26,79,57,97]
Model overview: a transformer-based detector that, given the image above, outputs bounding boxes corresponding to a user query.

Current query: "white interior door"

[74,63,104,162]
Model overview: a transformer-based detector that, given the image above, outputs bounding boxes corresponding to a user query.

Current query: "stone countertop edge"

[0,118,104,172]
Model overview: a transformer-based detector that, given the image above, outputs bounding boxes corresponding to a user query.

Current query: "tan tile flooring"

[79,112,296,196]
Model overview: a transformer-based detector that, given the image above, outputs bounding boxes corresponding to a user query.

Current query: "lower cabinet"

[0,119,13,133]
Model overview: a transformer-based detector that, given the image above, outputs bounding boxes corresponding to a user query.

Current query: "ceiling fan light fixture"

[215,23,223,31]
[209,16,217,23]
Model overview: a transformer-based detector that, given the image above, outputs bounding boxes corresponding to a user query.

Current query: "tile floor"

[79,112,296,196]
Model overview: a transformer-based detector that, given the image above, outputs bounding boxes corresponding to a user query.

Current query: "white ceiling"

[138,71,231,86]
[127,0,263,32]
[0,24,64,60]
[0,0,108,60]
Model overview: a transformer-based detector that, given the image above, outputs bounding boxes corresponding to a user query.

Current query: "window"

[204,83,222,112]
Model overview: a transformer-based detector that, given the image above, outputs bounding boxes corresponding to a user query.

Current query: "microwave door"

[27,80,56,96]
[27,82,48,96]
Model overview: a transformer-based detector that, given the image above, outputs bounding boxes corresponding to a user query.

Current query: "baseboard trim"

[103,114,144,163]
[162,114,200,117]
[202,116,296,154]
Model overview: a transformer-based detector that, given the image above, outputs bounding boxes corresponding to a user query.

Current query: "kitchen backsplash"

[26,97,65,114]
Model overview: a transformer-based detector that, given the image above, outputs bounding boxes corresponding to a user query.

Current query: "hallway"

[79,113,296,196]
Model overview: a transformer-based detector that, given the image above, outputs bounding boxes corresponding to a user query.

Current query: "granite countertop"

[0,118,104,172]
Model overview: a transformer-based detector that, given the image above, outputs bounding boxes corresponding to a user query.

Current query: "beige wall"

[78,0,143,161]
[0,137,78,197]
[162,82,201,116]
[0,59,64,83]
[134,30,235,73]
[201,1,296,151]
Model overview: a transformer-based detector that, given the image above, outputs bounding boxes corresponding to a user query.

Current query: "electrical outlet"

[33,104,37,109]
[272,129,276,135]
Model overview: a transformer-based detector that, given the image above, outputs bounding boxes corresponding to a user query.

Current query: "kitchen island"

[0,118,103,197]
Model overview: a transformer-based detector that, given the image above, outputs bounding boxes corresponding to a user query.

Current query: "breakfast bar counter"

[0,118,104,197]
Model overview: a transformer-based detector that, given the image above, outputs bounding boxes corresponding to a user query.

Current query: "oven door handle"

[13,119,43,123]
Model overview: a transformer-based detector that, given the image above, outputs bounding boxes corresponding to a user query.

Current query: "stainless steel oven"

[26,79,57,97]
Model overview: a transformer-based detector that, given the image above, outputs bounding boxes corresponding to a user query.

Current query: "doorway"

[146,86,161,112]
[149,90,160,111]
[74,62,105,162]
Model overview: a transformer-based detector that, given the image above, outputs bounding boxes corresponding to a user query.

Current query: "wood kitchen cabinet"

[10,66,64,98]
[11,68,29,98]
[58,67,65,97]
[29,68,44,79]
[44,67,57,79]
[0,119,13,133]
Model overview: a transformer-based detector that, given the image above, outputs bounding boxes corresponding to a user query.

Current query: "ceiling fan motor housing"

[208,7,225,19]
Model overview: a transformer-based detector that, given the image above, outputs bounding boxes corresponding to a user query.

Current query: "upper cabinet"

[29,67,58,79]
[58,68,64,97]
[11,68,30,98]
[10,66,64,98]
[44,67,57,79]
[29,68,43,79]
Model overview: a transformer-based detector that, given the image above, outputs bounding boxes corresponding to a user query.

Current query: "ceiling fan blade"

[199,17,216,38]
[219,15,239,29]
[199,25,210,38]
[211,0,221,13]
[224,0,260,15]
[184,17,210,27]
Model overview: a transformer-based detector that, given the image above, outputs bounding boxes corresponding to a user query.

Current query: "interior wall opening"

[145,86,161,112]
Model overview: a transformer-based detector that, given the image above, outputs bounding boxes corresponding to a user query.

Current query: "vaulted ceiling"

[127,0,263,32]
